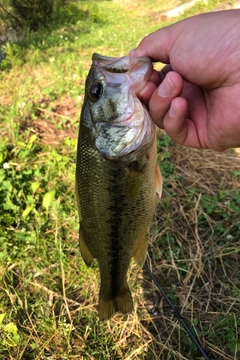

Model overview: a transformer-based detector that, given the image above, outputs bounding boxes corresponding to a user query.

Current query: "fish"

[75,53,162,320]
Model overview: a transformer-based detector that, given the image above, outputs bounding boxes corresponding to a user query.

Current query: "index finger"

[131,25,175,64]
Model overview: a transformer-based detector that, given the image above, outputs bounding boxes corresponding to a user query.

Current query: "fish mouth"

[92,52,152,68]
[92,53,153,94]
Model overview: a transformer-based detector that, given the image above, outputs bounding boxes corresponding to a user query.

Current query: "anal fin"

[133,233,147,268]
[79,229,94,266]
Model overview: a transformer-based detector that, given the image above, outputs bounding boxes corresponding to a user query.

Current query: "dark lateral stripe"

[107,166,126,296]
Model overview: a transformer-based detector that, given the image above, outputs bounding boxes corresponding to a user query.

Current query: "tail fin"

[98,285,133,320]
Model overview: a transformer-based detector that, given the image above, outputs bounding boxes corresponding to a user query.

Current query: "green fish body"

[76,53,162,320]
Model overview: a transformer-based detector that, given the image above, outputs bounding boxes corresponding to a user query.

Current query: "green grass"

[0,0,240,359]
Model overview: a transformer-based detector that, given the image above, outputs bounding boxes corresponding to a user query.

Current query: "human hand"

[131,10,240,151]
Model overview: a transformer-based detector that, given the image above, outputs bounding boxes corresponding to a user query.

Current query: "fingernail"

[159,75,174,97]
[169,102,175,117]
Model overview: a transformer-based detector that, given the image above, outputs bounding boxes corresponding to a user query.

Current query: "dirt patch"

[20,97,80,145]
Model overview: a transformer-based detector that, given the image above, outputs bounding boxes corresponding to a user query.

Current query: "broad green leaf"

[16,141,26,148]
[22,205,34,219]
[31,181,40,194]
[27,134,38,149]
[4,322,18,335]
[29,134,37,145]
[0,149,7,163]
[42,190,56,211]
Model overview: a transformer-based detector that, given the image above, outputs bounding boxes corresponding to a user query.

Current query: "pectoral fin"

[156,164,162,198]
[79,229,94,266]
[133,233,147,268]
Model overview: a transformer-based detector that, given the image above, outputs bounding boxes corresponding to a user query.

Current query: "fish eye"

[89,83,102,102]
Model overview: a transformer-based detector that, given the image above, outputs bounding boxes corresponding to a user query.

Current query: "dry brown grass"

[133,138,240,359]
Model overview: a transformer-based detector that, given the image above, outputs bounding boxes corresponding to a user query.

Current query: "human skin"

[131,10,240,151]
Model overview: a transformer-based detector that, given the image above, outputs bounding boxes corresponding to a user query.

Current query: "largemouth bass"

[76,53,162,320]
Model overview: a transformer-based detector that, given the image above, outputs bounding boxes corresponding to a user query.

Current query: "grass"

[0,0,240,359]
